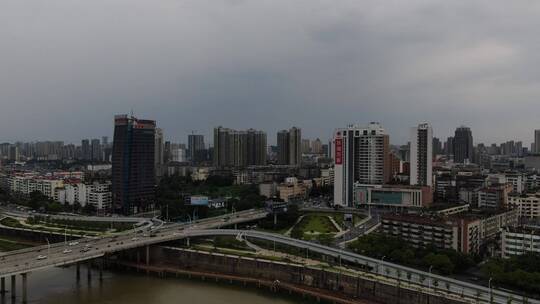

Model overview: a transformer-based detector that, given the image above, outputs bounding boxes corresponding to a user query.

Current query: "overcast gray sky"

[1,0,540,146]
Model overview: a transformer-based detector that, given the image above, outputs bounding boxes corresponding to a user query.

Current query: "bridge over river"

[0,209,537,304]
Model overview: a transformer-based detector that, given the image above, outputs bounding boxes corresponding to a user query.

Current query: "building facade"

[410,123,433,187]
[213,127,267,168]
[333,122,390,207]
[112,115,156,214]
[188,134,205,163]
[353,184,432,208]
[453,126,474,163]
[276,127,301,166]
[502,227,540,258]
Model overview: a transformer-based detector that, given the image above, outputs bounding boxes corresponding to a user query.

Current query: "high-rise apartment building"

[213,127,266,167]
[534,130,540,154]
[410,123,433,187]
[432,137,442,156]
[311,138,323,154]
[188,134,205,163]
[445,137,454,156]
[453,126,474,163]
[333,122,390,207]
[277,130,289,165]
[81,139,91,161]
[301,139,311,154]
[91,138,101,161]
[112,115,156,214]
[276,127,301,166]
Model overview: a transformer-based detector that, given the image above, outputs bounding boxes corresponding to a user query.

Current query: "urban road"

[0,209,537,304]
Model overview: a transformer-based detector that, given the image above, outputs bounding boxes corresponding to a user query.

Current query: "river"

[1,266,306,304]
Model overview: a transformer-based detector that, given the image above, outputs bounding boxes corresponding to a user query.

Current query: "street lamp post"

[379,256,386,276]
[428,265,433,291]
[45,238,50,257]
[488,277,493,303]
[64,225,67,245]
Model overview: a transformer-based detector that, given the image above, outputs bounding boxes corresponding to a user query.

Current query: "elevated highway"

[0,209,537,304]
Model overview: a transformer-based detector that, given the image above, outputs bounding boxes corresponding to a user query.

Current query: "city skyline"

[0,119,538,149]
[3,1,540,144]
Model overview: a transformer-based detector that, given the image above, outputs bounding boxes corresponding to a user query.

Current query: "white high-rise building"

[333,122,390,207]
[410,123,433,187]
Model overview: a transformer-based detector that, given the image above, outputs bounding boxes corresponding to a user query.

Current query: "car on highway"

[36,255,47,260]
[68,242,79,246]
[63,249,72,254]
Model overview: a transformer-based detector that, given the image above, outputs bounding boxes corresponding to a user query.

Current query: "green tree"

[317,234,333,246]
[291,227,303,239]
[423,253,454,275]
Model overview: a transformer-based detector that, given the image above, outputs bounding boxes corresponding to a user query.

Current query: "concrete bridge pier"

[87,263,92,283]
[21,273,27,304]
[146,245,150,266]
[1,277,6,295]
[99,260,104,282]
[186,238,190,247]
[76,263,81,282]
[10,275,15,301]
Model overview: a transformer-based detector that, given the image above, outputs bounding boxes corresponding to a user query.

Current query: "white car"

[68,242,79,246]
[36,255,47,260]
[131,237,139,241]
[63,249,72,254]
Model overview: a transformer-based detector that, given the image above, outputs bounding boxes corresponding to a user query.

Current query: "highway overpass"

[0,209,537,304]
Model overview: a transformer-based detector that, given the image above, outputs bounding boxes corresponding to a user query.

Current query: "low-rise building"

[353,184,432,209]
[459,187,480,205]
[381,208,518,255]
[502,227,540,258]
[191,167,210,181]
[477,184,512,209]
[57,181,112,210]
[508,192,540,220]
[259,182,278,198]
[277,177,308,202]
[320,168,334,186]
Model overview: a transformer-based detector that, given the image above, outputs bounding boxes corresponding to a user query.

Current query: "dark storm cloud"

[1,0,540,145]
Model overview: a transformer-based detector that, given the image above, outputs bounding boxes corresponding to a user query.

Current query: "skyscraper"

[311,138,323,154]
[453,126,473,163]
[277,130,290,165]
[213,127,266,167]
[112,115,156,214]
[333,122,390,207]
[91,138,101,161]
[276,127,301,166]
[410,123,433,187]
[445,136,454,156]
[154,128,164,178]
[534,130,540,154]
[188,134,205,163]
[81,139,91,161]
[102,136,109,147]
[301,139,311,154]
[432,137,442,156]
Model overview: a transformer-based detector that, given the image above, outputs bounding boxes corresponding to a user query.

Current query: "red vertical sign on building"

[335,138,343,165]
